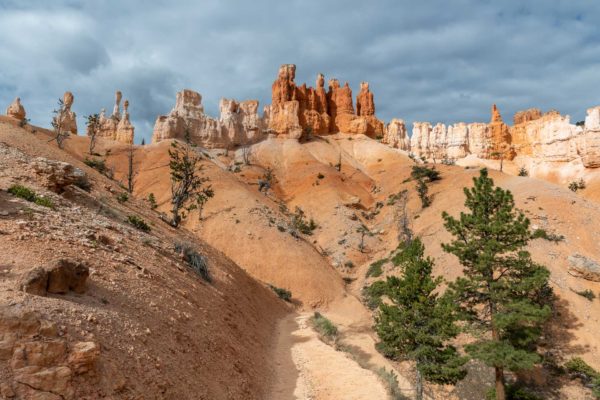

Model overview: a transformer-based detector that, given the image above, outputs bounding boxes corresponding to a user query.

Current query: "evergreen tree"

[375,238,467,400]
[442,168,552,400]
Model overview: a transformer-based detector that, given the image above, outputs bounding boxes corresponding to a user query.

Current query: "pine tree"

[375,238,467,400]
[442,168,552,400]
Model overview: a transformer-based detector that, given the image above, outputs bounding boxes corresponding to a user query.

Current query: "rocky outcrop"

[406,105,514,161]
[568,254,600,282]
[152,89,265,148]
[382,119,410,150]
[514,108,542,125]
[92,91,135,144]
[581,106,600,168]
[0,307,99,400]
[265,64,384,138]
[56,92,77,134]
[6,97,26,121]
[19,259,89,296]
[29,157,87,193]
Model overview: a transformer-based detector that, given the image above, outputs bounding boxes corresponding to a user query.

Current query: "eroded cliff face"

[396,103,600,176]
[89,91,135,144]
[265,64,384,138]
[151,89,265,148]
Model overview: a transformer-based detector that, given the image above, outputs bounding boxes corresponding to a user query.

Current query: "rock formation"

[56,92,77,134]
[6,97,26,121]
[92,91,135,144]
[265,64,384,138]
[389,102,600,179]
[152,89,265,148]
[382,119,410,150]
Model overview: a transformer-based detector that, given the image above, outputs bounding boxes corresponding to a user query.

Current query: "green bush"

[116,192,129,203]
[8,185,54,208]
[575,289,596,301]
[518,167,528,177]
[269,284,292,302]
[564,357,600,397]
[375,367,404,400]
[411,165,441,182]
[366,258,388,278]
[531,228,564,242]
[84,157,113,178]
[568,179,586,192]
[127,215,151,232]
[8,184,37,202]
[34,196,55,209]
[148,193,157,209]
[310,312,338,341]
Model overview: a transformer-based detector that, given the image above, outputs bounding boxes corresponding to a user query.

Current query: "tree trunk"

[416,366,423,400]
[495,367,506,400]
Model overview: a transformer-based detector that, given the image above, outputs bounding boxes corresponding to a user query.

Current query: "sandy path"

[269,313,390,400]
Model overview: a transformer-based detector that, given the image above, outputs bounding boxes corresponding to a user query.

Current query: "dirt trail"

[269,312,391,400]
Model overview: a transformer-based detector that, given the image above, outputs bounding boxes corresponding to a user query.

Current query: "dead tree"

[50,99,70,149]
[126,144,137,194]
[86,114,100,155]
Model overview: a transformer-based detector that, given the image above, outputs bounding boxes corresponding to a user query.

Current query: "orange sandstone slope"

[0,120,287,400]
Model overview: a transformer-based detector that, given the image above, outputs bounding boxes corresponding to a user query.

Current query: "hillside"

[2,107,600,399]
[0,118,287,399]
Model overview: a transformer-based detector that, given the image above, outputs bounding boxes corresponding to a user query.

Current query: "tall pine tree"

[442,168,552,400]
[375,238,467,400]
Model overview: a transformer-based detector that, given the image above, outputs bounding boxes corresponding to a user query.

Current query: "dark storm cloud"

[0,0,599,143]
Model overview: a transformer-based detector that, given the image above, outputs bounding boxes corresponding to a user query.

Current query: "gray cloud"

[0,0,599,143]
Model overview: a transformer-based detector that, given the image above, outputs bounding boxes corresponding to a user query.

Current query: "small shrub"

[575,289,596,301]
[416,178,431,208]
[518,167,528,177]
[310,312,338,342]
[290,207,317,235]
[344,260,355,269]
[7,184,37,202]
[531,228,564,242]
[411,165,440,182]
[366,258,388,278]
[84,157,113,179]
[116,192,129,203]
[8,185,54,208]
[269,284,292,302]
[147,193,157,209]
[317,173,325,179]
[569,179,586,192]
[565,357,600,380]
[34,196,55,209]
[174,242,211,282]
[127,215,151,232]
[375,367,404,400]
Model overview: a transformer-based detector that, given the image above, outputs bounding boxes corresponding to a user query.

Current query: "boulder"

[29,157,86,193]
[68,342,99,374]
[6,97,26,121]
[18,267,48,296]
[46,259,89,294]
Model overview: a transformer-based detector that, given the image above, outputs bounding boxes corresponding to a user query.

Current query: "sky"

[0,0,599,144]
